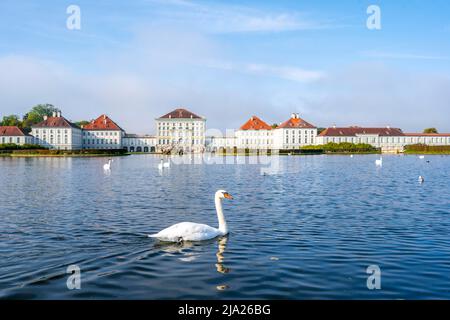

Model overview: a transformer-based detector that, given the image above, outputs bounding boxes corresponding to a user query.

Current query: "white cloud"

[148,0,327,33]
[244,63,324,82]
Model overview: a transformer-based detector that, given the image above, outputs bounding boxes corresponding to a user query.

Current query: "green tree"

[423,128,438,134]
[75,120,90,127]
[271,123,279,129]
[1,115,21,126]
[22,104,61,131]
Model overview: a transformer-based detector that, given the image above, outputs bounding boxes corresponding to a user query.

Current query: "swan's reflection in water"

[215,236,230,274]
[154,236,230,274]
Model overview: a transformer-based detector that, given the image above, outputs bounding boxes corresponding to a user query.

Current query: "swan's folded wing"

[148,222,220,242]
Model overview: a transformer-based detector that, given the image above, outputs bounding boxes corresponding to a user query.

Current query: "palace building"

[0,126,32,145]
[82,114,125,150]
[31,112,83,150]
[272,113,318,149]
[3,107,450,153]
[316,126,450,153]
[235,116,273,150]
[155,108,206,153]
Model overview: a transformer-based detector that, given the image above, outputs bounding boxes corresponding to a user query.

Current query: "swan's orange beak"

[224,192,233,200]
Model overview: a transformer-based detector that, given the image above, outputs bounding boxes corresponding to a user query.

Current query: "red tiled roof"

[82,114,124,131]
[0,126,27,136]
[239,116,272,130]
[32,116,79,129]
[278,114,316,129]
[403,133,450,137]
[159,108,202,119]
[319,127,404,137]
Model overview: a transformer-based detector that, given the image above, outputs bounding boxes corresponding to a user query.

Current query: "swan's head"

[216,189,233,200]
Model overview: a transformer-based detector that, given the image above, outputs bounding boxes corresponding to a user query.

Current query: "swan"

[158,159,170,170]
[149,190,233,242]
[375,156,383,166]
[163,159,170,168]
[350,154,354,158]
[419,155,425,159]
[418,175,424,183]
[103,159,112,171]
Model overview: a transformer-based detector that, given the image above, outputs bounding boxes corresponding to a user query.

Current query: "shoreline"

[1,153,131,158]
[2,152,450,158]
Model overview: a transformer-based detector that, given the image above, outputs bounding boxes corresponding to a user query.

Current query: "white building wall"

[316,134,450,152]
[0,135,32,145]
[156,118,206,153]
[208,136,237,151]
[82,130,124,149]
[122,136,156,152]
[235,130,273,150]
[31,127,82,150]
[273,128,318,149]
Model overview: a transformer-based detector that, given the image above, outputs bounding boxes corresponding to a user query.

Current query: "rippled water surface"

[1,154,450,299]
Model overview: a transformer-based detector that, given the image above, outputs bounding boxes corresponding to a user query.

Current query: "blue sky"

[0,0,449,133]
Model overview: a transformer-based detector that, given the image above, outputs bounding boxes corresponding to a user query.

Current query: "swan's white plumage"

[149,222,222,242]
[103,159,112,171]
[149,190,232,242]
[375,157,383,166]
[158,159,170,170]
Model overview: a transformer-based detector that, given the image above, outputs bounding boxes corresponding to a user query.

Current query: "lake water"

[1,154,450,299]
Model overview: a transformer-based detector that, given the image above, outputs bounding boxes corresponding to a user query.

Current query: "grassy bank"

[404,144,450,155]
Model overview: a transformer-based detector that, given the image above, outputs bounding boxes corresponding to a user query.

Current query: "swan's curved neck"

[215,196,228,234]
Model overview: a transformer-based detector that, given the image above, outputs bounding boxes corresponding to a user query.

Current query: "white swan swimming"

[158,159,170,170]
[163,159,170,168]
[375,156,383,166]
[103,159,112,171]
[149,190,233,242]
[419,155,425,159]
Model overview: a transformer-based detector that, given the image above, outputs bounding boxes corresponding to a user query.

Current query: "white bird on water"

[375,156,383,167]
[158,159,170,170]
[418,175,425,183]
[419,155,425,159]
[103,159,112,171]
[163,159,171,168]
[350,154,354,158]
[149,190,233,242]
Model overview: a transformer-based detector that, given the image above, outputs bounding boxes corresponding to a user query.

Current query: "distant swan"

[163,159,170,168]
[149,190,233,242]
[158,159,170,170]
[375,157,383,166]
[103,159,112,171]
[418,175,424,183]
[419,155,425,159]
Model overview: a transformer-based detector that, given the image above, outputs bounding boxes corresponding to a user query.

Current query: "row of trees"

[0,104,61,133]
[0,104,89,133]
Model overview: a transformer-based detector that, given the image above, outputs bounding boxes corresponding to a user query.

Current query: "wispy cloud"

[148,0,329,33]
[204,60,325,83]
[244,63,324,82]
[361,51,449,61]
